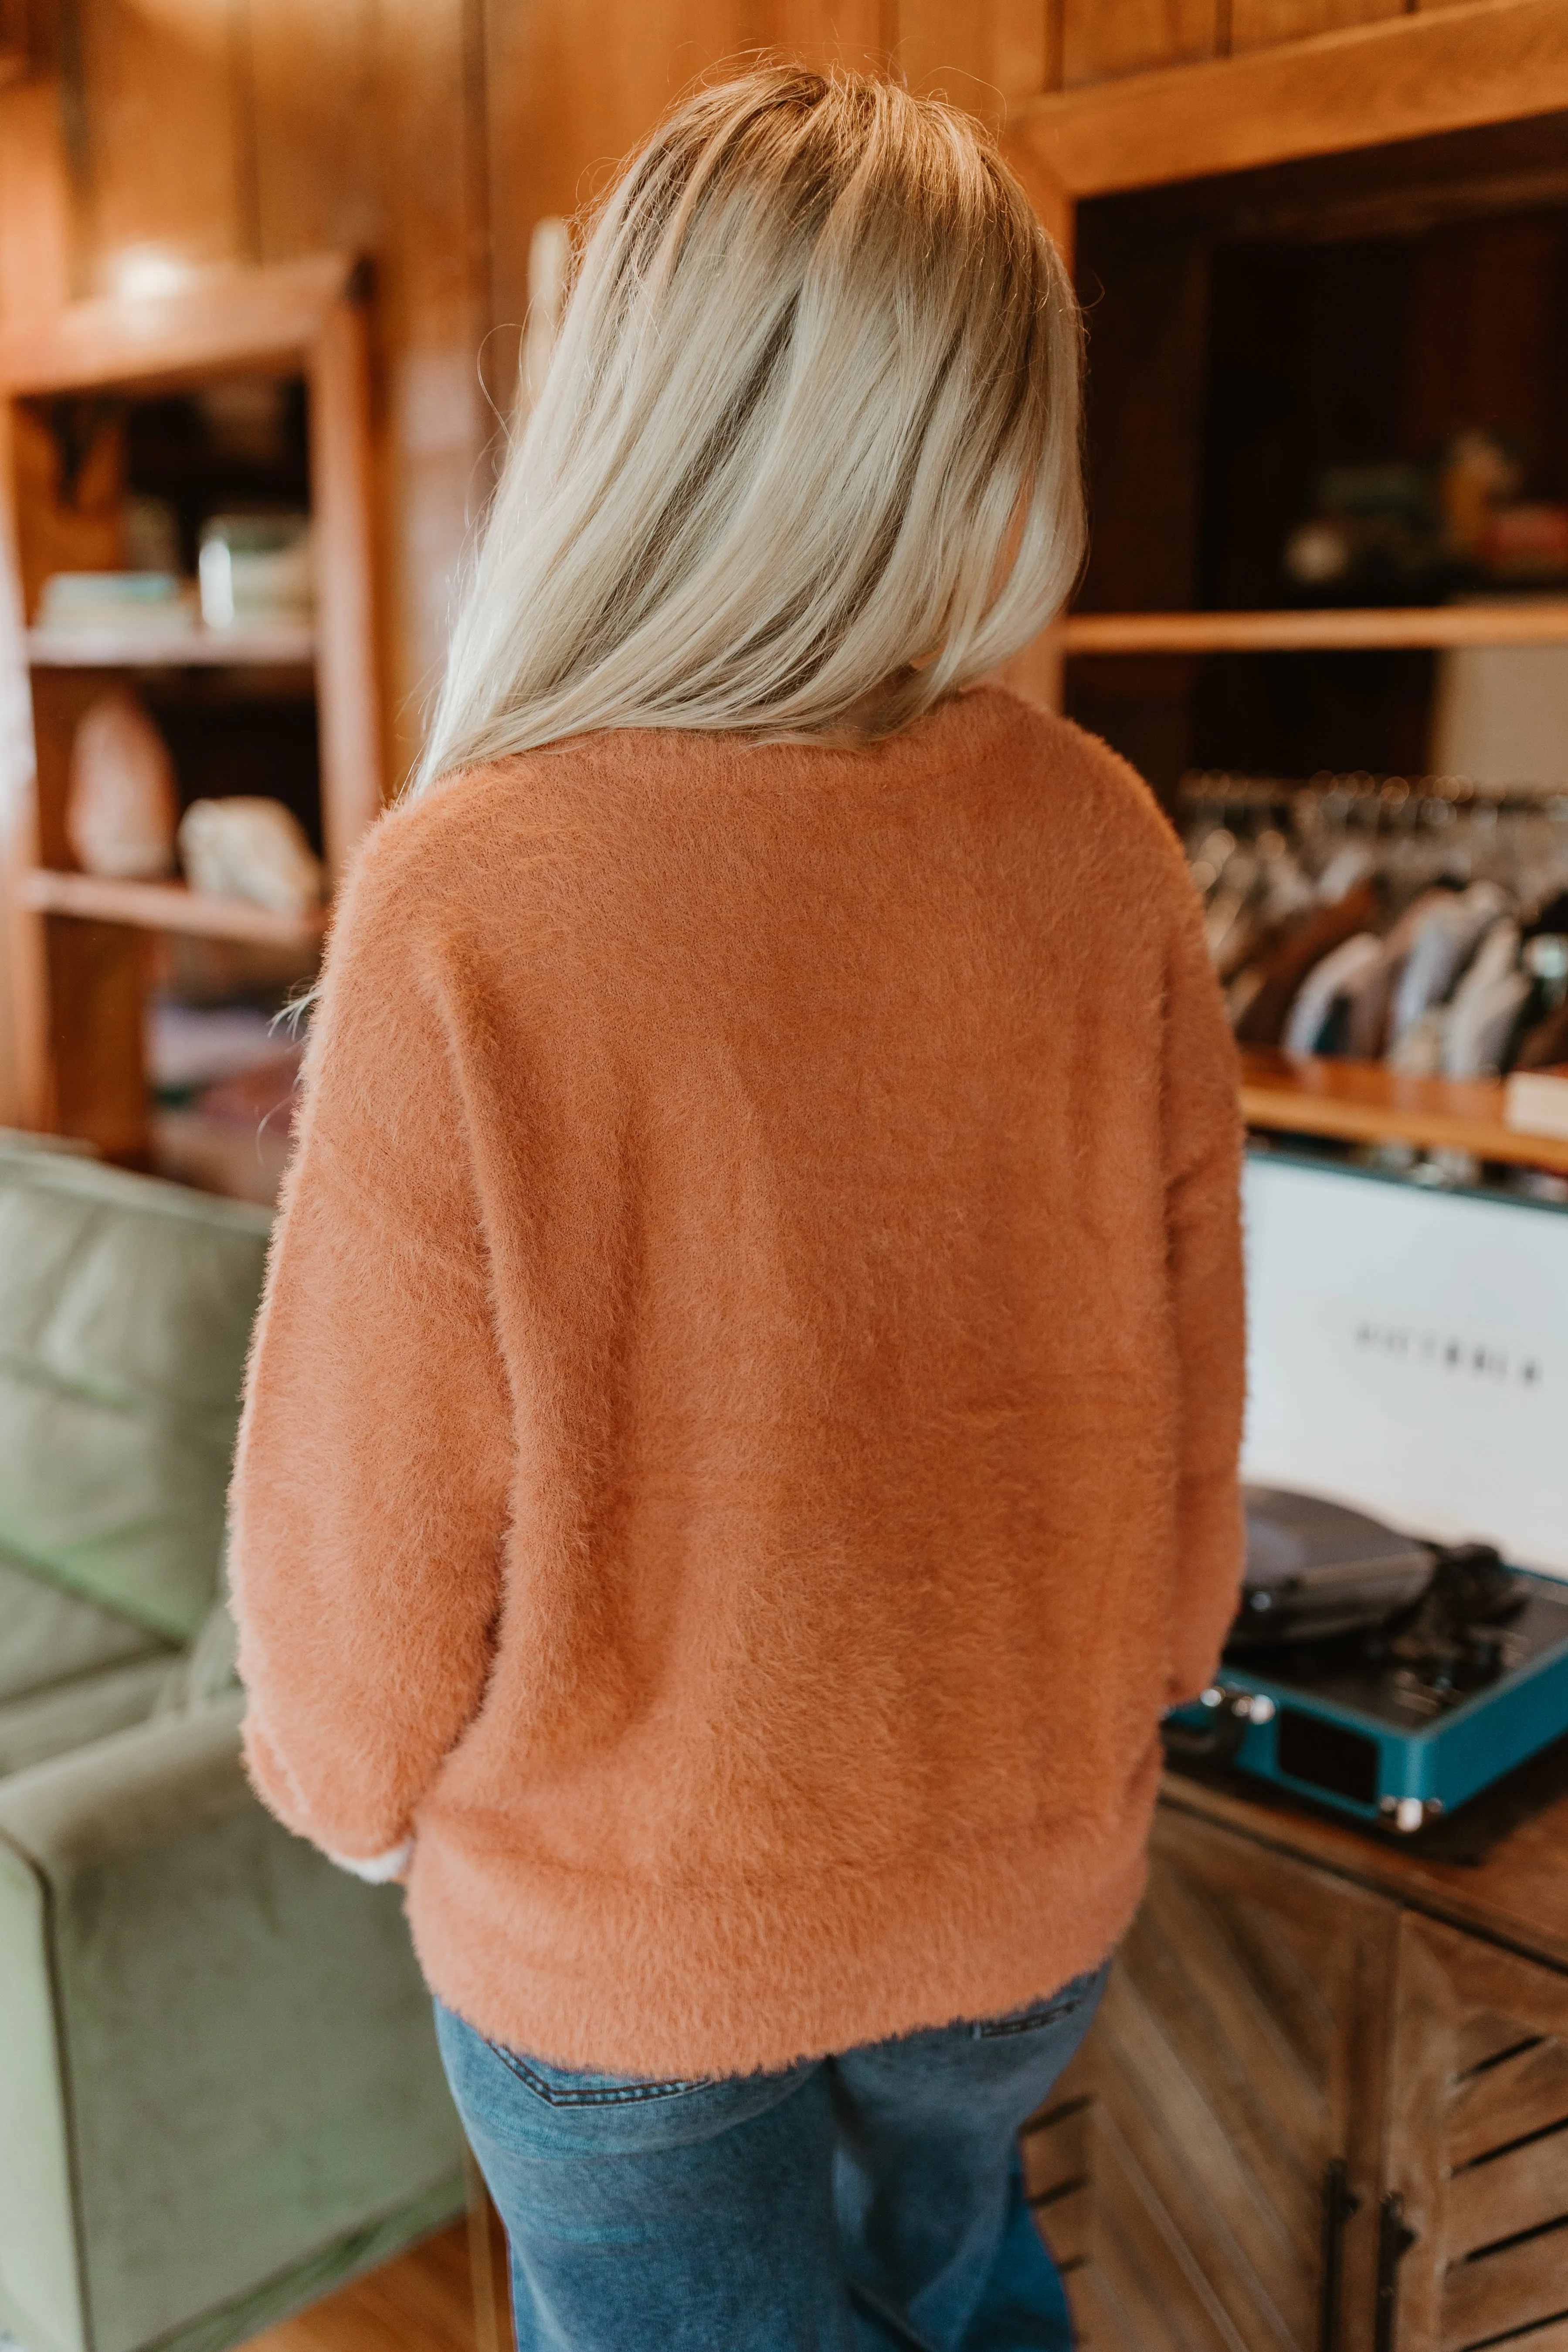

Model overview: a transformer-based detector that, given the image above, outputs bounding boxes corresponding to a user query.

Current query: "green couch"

[0,1138,465,2352]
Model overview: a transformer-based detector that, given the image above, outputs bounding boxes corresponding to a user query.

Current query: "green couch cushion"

[0,1657,176,1783]
[0,1544,172,1706]
[0,1155,271,1642]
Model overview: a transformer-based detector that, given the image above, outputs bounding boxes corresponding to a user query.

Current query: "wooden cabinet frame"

[999,0,1568,717]
[1005,0,1568,227]
[0,250,380,1143]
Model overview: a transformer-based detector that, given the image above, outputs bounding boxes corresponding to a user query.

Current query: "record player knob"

[1459,1629,1504,1687]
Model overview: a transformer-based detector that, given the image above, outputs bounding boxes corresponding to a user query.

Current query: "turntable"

[1166,1488,1568,1831]
[1166,1149,1568,1834]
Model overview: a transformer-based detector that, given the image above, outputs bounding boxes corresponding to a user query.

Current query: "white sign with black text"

[1241,1154,1568,1579]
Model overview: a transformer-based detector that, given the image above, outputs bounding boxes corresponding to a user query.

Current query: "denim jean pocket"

[483,2043,716,2108]
[971,1963,1106,2040]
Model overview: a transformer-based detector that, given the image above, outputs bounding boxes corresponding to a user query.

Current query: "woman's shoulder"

[334,751,589,923]
[968,686,1192,884]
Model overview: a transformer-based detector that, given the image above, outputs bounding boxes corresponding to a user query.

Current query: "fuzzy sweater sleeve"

[1162,888,1248,1706]
[227,818,512,1869]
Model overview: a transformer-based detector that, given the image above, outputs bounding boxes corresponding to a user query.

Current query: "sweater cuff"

[324,1840,414,1884]
[241,1711,413,1877]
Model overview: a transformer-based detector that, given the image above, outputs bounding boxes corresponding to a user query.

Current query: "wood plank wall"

[0,0,1449,800]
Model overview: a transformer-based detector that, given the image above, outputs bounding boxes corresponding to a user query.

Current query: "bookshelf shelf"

[19,869,326,950]
[1239,1048,1568,1176]
[24,624,316,669]
[1062,603,1568,657]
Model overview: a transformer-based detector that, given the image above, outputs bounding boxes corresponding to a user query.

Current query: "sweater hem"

[400,1758,1160,2079]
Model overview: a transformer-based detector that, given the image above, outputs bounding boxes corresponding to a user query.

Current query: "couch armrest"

[0,1693,253,1870]
[0,1701,463,2352]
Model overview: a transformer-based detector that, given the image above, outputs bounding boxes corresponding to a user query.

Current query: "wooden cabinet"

[1386,1918,1568,2352]
[1026,1791,1568,2352]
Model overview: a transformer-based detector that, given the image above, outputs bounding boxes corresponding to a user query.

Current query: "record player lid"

[1235,1487,1435,1645]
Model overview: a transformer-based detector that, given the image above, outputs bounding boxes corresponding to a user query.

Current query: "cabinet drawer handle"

[1319,2158,1361,2352]
[1374,2190,1417,2352]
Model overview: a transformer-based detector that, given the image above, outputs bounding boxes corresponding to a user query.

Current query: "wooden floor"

[244,2221,509,2352]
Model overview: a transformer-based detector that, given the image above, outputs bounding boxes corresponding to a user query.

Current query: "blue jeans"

[434,1959,1109,2352]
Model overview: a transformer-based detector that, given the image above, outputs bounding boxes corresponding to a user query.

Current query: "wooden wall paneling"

[483,0,749,364]
[0,0,32,85]
[1012,0,1568,197]
[1060,0,1219,92]
[369,0,493,791]
[477,0,753,658]
[310,286,384,873]
[74,0,251,286]
[990,0,1053,105]
[757,0,894,70]
[1384,1914,1568,2352]
[1229,0,1403,53]
[0,80,76,325]
[894,0,1001,120]
[246,0,380,267]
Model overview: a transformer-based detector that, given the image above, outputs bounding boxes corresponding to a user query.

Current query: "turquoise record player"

[1166,1489,1568,1833]
[1168,1153,1568,1833]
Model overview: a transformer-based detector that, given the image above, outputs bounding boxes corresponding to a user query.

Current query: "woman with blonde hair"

[230,64,1244,2352]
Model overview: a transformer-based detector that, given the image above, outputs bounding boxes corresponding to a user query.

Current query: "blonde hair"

[414,66,1083,791]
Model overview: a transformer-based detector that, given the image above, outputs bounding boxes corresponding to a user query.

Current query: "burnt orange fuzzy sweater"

[229,686,1245,2078]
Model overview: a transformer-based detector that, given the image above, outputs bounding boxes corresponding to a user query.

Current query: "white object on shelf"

[66,689,177,880]
[1506,1068,1568,1142]
[178,798,323,920]
[197,515,313,631]
[37,571,196,634]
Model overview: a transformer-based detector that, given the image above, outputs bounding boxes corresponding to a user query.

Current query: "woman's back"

[228,64,1246,2345]
[231,682,1242,2077]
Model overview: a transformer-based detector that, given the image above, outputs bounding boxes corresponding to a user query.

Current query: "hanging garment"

[1233,879,1383,1048]
[1282,933,1387,1057]
[1443,921,1531,1079]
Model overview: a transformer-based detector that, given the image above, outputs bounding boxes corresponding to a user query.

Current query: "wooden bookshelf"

[24,624,316,669]
[0,251,380,1168]
[1240,1047,1568,1176]
[1063,603,1568,656]
[18,869,326,949]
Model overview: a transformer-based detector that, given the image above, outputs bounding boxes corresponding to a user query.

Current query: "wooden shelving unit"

[24,624,316,669]
[1062,602,1568,656]
[0,251,380,1170]
[17,869,326,950]
[1239,1046,1568,1175]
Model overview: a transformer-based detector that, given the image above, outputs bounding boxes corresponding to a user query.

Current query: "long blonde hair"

[415,66,1083,791]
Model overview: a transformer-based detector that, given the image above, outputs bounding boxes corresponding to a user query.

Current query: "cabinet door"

[1023,1805,1398,2352]
[1384,1913,1568,2352]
